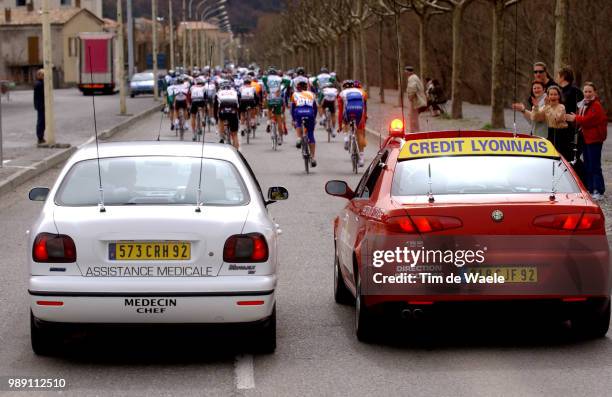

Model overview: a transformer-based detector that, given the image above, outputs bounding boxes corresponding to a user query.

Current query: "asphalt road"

[0,110,610,397]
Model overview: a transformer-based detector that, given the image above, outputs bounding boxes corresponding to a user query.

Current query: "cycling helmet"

[244,76,252,84]
[296,81,308,91]
[320,67,329,73]
[296,67,306,76]
[196,76,205,84]
[354,80,362,88]
[268,67,277,76]
[342,80,354,89]
[176,76,185,84]
[220,81,233,90]
[168,69,176,77]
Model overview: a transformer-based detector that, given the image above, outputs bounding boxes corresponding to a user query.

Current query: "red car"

[326,122,610,342]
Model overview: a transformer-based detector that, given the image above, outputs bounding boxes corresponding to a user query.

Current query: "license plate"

[109,242,191,261]
[469,266,537,283]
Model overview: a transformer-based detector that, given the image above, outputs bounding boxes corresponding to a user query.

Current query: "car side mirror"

[325,180,355,199]
[29,187,49,201]
[266,186,288,205]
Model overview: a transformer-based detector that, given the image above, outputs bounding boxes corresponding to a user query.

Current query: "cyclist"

[203,76,217,125]
[262,68,290,138]
[233,73,244,90]
[320,82,339,137]
[337,79,368,167]
[239,76,257,137]
[291,80,318,167]
[166,72,178,130]
[214,81,240,149]
[314,67,335,115]
[172,75,190,133]
[249,72,264,120]
[189,76,207,141]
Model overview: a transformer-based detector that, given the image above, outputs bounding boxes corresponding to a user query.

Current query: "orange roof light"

[389,118,404,137]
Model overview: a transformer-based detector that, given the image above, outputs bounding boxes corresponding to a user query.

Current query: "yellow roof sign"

[398,137,559,160]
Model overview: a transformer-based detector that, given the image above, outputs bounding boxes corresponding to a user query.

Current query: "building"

[0,0,102,19]
[0,6,105,86]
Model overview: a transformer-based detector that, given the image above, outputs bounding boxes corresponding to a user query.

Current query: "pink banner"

[84,39,108,73]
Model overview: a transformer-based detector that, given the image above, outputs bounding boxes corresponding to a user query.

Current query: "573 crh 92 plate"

[108,241,191,261]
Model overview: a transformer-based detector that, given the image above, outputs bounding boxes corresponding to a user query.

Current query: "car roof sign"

[398,137,560,161]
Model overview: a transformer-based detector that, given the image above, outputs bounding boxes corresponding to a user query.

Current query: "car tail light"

[533,213,603,231]
[223,233,269,263]
[32,233,77,263]
[386,216,462,233]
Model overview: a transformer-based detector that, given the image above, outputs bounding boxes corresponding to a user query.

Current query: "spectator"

[427,79,447,117]
[512,81,548,138]
[557,65,584,162]
[404,66,427,132]
[526,62,556,108]
[33,69,45,145]
[566,82,608,200]
[533,86,570,159]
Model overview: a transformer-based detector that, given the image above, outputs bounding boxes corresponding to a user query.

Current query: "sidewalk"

[365,86,612,232]
[0,88,162,195]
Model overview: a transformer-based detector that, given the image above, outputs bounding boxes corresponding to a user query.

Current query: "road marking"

[234,354,255,390]
[2,160,10,164]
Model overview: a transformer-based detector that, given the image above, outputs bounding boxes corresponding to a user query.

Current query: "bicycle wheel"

[246,120,250,145]
[271,123,277,151]
[326,110,331,142]
[302,136,310,174]
[351,138,358,174]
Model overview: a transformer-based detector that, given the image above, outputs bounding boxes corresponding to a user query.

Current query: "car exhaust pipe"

[413,308,424,320]
[401,309,412,320]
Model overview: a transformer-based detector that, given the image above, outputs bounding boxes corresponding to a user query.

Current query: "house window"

[16,0,27,6]
[68,37,78,57]
[60,0,71,5]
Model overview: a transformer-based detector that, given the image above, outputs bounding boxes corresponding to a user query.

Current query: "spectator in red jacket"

[566,82,608,200]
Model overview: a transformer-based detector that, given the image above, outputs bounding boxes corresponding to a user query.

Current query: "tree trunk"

[344,33,350,80]
[334,34,341,77]
[418,14,429,80]
[451,4,466,119]
[394,11,404,108]
[359,24,368,89]
[378,18,385,103]
[490,0,506,128]
[553,0,569,75]
[351,29,359,79]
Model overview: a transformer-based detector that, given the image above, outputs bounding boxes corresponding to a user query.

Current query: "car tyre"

[334,252,354,305]
[30,311,59,356]
[572,299,611,339]
[355,274,375,343]
[253,305,276,354]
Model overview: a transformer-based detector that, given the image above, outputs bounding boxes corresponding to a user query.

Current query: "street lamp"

[191,0,226,19]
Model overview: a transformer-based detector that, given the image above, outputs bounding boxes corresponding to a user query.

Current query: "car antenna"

[88,49,105,213]
[512,1,519,137]
[195,43,215,213]
[427,162,435,203]
[550,160,568,202]
[393,0,406,138]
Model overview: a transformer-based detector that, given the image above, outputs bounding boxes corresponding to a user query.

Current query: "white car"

[27,141,287,355]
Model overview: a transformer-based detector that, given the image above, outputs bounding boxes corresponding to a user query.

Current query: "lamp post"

[152,0,158,100]
[169,0,174,70]
[117,0,126,115]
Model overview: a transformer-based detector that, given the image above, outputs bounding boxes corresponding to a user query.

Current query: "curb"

[0,102,163,197]
[0,146,77,197]
[99,103,164,140]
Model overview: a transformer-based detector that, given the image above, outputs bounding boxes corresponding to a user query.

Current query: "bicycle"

[270,118,279,151]
[300,117,311,174]
[325,108,332,142]
[177,108,186,141]
[193,106,205,142]
[348,120,358,174]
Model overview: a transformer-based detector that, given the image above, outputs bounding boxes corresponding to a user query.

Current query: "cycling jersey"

[174,84,189,102]
[204,82,216,102]
[215,89,240,132]
[190,85,206,102]
[314,73,334,91]
[338,88,367,128]
[233,78,244,89]
[239,85,256,101]
[263,74,291,106]
[291,91,318,143]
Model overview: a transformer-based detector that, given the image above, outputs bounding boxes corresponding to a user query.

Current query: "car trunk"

[53,205,248,277]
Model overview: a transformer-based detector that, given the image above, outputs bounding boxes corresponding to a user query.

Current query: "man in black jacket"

[33,69,45,145]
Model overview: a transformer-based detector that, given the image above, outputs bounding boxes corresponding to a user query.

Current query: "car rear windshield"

[132,73,153,81]
[56,156,249,206]
[392,156,580,196]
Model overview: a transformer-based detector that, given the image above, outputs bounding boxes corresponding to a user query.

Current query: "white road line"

[234,354,255,390]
